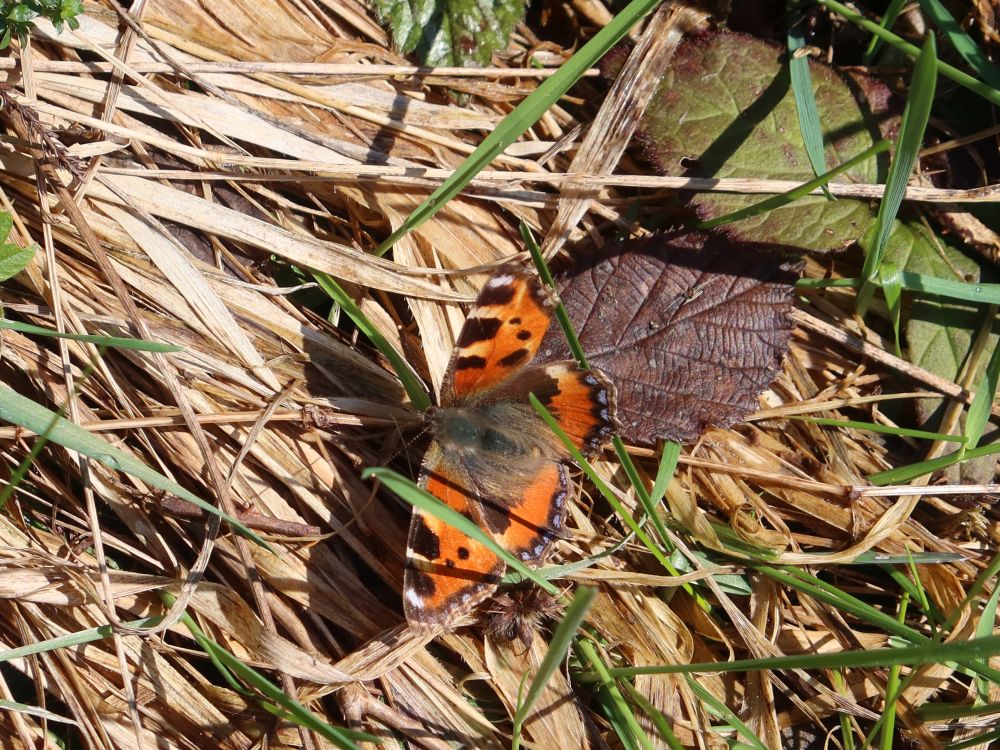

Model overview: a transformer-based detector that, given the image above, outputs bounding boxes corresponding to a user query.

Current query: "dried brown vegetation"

[0,2,997,749]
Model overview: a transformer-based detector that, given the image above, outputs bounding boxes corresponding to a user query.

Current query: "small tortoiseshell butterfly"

[403,263,618,628]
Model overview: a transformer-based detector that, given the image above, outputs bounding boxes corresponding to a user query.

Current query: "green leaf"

[882,221,985,401]
[640,32,894,251]
[0,242,35,282]
[373,0,526,66]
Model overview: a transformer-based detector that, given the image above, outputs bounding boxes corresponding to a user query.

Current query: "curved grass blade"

[314,271,430,411]
[819,0,1000,107]
[918,0,1000,89]
[867,441,1000,485]
[576,637,655,750]
[685,676,768,750]
[863,0,906,64]
[178,609,375,749]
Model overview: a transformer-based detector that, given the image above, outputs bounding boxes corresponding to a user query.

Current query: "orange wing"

[472,461,570,564]
[442,266,554,405]
[491,361,619,457]
[403,444,503,627]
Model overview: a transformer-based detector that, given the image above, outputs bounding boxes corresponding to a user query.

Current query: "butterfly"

[403,263,618,628]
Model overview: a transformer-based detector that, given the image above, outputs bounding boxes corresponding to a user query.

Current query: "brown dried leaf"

[540,231,798,445]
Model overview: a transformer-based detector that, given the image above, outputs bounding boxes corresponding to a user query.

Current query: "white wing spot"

[405,588,424,608]
[488,274,515,288]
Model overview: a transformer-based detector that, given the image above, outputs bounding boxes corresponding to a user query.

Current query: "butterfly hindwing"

[472,462,571,563]
[494,361,619,457]
[443,266,555,405]
[404,444,504,626]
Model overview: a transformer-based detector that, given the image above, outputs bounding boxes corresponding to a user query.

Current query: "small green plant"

[0,212,35,287]
[1,0,83,49]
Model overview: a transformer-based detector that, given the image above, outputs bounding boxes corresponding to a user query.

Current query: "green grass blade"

[649,440,681,507]
[878,592,908,750]
[788,415,966,442]
[362,466,556,592]
[685,676,768,750]
[618,679,684,750]
[800,271,1000,305]
[788,22,834,199]
[0,319,182,352]
[576,637,655,750]
[974,578,1000,703]
[879,261,903,357]
[314,271,430,411]
[697,140,889,230]
[819,0,1000,106]
[0,617,164,662]
[178,610,375,749]
[524,234,695,598]
[528,393,683,580]
[857,34,937,314]
[897,272,1000,304]
[867,441,1000,485]
[963,310,1000,453]
[523,223,589,368]
[607,632,1000,676]
[512,587,596,750]
[374,0,663,256]
[0,385,269,547]
[863,0,907,63]
[918,0,1000,89]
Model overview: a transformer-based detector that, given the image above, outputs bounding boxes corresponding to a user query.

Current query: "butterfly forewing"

[442,266,555,405]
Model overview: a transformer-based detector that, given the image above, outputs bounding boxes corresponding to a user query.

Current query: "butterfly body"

[403,266,618,629]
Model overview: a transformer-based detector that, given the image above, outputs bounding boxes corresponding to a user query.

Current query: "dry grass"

[0,2,997,749]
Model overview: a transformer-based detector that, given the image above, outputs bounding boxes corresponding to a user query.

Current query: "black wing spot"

[457,316,503,347]
[411,516,441,560]
[479,498,512,534]
[516,330,532,341]
[455,355,487,370]
[457,546,470,560]
[478,283,517,306]
[409,569,436,597]
[499,348,529,367]
[509,316,522,325]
